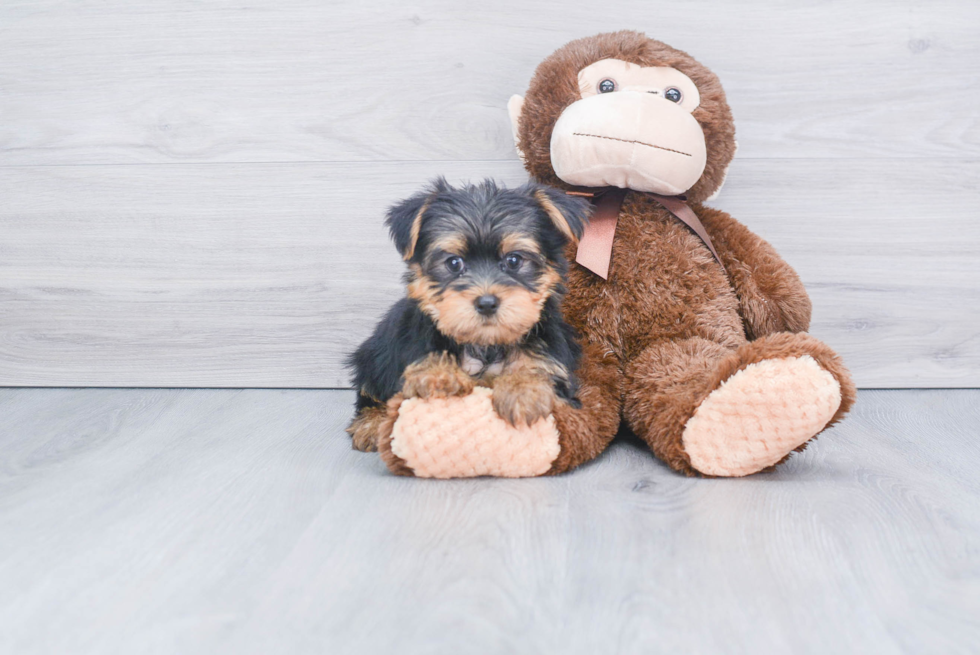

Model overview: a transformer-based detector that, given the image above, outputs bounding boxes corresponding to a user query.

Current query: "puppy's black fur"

[348,178,589,419]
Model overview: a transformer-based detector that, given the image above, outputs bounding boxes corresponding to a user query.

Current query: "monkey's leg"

[371,340,623,478]
[546,340,624,475]
[624,333,854,477]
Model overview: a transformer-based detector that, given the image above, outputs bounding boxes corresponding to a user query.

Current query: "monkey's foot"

[681,355,842,477]
[380,387,560,478]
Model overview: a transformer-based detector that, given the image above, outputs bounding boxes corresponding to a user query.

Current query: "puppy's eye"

[598,79,617,94]
[664,87,682,103]
[502,253,523,271]
[445,256,465,274]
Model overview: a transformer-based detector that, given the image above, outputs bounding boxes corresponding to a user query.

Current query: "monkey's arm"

[696,204,812,339]
[547,339,624,475]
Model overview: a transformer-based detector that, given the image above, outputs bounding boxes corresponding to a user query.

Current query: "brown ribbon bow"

[569,187,725,280]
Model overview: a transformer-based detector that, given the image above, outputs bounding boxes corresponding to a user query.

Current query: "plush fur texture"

[681,355,841,476]
[517,31,736,204]
[347,179,590,457]
[515,31,855,476]
[371,31,856,478]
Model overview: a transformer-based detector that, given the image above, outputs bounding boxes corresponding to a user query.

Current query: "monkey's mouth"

[572,132,692,157]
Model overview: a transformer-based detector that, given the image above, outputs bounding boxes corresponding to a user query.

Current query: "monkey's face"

[510,32,737,203]
[550,59,707,196]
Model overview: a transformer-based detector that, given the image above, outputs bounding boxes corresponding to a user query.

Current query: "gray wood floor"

[1,389,978,654]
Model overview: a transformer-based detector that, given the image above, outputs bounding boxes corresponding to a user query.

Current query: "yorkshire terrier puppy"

[347,178,590,452]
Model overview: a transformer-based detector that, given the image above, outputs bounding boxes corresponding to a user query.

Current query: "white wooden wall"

[1,0,977,388]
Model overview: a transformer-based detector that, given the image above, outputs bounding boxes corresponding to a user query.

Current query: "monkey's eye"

[502,253,524,272]
[664,87,683,103]
[445,256,465,274]
[598,79,617,94]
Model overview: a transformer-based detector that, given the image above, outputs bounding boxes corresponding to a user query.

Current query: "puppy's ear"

[531,185,591,243]
[386,178,449,261]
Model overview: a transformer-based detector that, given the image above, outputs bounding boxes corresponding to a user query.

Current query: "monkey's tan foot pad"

[682,355,842,477]
[390,386,560,478]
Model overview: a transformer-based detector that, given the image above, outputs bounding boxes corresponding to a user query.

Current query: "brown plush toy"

[371,31,855,478]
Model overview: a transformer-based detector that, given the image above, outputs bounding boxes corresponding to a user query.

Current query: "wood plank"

[0,389,978,653]
[1,158,977,388]
[0,0,977,165]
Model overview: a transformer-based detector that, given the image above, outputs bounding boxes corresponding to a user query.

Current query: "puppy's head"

[386,178,589,345]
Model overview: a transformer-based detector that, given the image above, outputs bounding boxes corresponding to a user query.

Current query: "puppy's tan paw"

[401,352,475,400]
[347,406,389,452]
[351,430,377,453]
[492,374,555,426]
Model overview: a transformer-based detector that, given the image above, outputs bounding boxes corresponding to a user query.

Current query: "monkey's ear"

[507,95,526,163]
[532,186,590,243]
[705,140,737,202]
[386,178,447,261]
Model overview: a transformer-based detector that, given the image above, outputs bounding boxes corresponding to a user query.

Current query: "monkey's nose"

[474,294,500,316]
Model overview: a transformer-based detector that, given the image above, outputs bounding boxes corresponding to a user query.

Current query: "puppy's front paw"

[347,407,388,452]
[492,374,556,426]
[351,429,377,453]
[401,352,475,400]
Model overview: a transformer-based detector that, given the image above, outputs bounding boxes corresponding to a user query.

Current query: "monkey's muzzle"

[550,92,707,196]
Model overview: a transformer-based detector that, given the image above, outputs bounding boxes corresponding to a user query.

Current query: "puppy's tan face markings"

[407,229,561,346]
[429,234,467,257]
[499,234,542,258]
[395,179,586,347]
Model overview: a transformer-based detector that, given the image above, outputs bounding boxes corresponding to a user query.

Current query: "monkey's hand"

[400,352,475,400]
[491,373,556,427]
[698,206,811,338]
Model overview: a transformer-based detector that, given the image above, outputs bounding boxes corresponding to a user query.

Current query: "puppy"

[346,178,590,452]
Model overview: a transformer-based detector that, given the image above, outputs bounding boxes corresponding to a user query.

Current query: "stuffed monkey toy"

[368,31,855,478]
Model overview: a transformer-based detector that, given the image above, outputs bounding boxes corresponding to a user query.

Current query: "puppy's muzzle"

[474,294,500,317]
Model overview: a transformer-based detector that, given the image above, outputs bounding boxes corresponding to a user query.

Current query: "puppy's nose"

[474,294,500,316]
